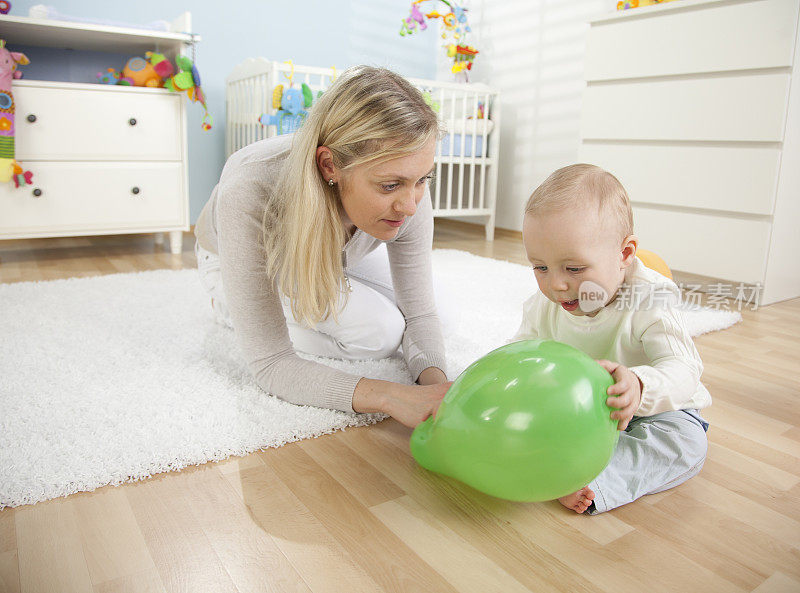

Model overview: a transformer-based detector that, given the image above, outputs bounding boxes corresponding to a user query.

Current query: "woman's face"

[337,136,436,241]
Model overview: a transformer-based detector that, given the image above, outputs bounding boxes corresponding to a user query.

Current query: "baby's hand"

[595,360,643,431]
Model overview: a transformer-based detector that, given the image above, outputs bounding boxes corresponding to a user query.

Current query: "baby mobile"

[400,0,478,80]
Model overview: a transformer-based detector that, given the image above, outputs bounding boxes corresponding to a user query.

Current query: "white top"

[511,258,712,416]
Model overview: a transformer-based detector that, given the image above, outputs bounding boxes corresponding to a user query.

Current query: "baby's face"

[523,209,631,317]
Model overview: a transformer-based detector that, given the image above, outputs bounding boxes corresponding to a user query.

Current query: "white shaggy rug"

[0,249,741,508]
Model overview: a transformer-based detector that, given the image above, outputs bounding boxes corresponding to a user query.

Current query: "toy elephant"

[259,83,313,135]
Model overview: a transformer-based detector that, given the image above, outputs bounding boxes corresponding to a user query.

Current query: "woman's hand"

[596,359,643,431]
[352,377,452,429]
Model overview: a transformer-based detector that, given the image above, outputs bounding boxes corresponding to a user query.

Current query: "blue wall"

[7,1,438,222]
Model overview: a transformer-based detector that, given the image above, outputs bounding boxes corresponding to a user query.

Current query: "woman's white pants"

[196,242,453,362]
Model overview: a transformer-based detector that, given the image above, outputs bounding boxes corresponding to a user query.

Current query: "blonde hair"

[262,65,440,328]
[524,164,633,238]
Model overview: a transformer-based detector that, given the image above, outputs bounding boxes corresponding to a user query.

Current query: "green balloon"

[411,339,619,502]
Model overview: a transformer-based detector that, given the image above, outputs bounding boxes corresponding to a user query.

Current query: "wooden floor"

[1,223,799,593]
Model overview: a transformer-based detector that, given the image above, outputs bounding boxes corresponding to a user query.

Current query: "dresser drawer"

[579,143,780,215]
[581,73,790,142]
[586,0,799,81]
[14,84,183,162]
[0,162,185,237]
[633,206,771,284]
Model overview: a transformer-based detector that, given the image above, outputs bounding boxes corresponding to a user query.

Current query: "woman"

[194,65,451,428]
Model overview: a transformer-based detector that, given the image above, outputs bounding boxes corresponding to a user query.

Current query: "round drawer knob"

[131,187,140,195]
[27,114,37,123]
[129,118,137,126]
[32,188,42,197]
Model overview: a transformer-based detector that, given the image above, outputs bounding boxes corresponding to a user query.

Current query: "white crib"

[226,58,501,240]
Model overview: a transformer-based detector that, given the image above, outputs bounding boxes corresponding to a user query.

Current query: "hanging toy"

[0,39,32,187]
[163,54,212,131]
[399,1,478,80]
[402,1,471,40]
[399,3,427,36]
[259,61,313,135]
[447,44,479,74]
[452,4,471,37]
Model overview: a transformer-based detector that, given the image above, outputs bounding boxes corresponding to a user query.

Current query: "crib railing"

[226,58,501,240]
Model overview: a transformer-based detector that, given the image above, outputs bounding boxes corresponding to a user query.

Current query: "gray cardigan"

[195,134,446,413]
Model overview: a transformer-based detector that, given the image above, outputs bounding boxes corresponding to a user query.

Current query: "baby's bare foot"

[558,486,595,514]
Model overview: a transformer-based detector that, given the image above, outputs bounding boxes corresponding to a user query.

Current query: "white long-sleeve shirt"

[511,258,711,416]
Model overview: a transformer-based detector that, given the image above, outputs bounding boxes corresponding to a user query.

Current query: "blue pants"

[587,409,709,514]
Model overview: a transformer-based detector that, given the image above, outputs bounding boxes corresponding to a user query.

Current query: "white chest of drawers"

[0,13,195,254]
[579,0,800,305]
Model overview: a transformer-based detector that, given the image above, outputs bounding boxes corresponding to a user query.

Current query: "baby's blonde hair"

[524,164,633,239]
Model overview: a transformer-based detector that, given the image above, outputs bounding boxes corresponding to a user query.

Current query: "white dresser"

[579,0,800,305]
[0,14,194,254]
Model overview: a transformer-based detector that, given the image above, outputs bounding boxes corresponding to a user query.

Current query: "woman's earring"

[328,179,335,187]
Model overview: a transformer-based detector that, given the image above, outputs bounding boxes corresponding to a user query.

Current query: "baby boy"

[512,164,711,514]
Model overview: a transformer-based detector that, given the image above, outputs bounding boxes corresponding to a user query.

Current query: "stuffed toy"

[96,68,122,85]
[163,54,212,130]
[146,51,175,80]
[0,39,32,187]
[259,83,313,135]
[103,52,172,87]
[120,55,163,87]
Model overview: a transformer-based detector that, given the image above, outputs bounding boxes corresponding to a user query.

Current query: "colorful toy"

[403,1,471,40]
[0,39,32,187]
[259,62,313,135]
[617,0,678,9]
[400,3,428,35]
[400,1,478,79]
[637,249,673,280]
[447,43,479,74]
[411,340,618,502]
[146,51,175,80]
[96,67,121,85]
[163,55,212,131]
[452,4,471,35]
[122,56,163,87]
